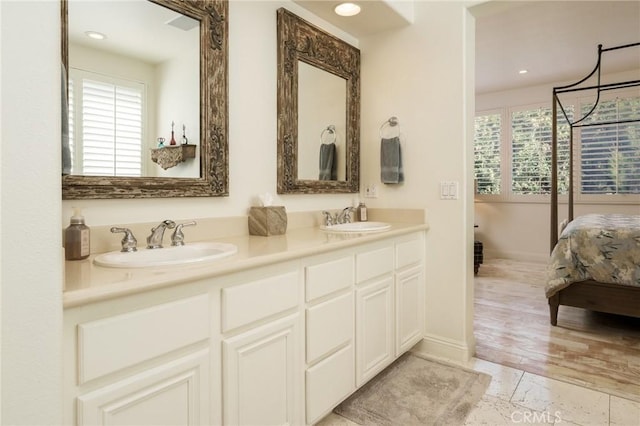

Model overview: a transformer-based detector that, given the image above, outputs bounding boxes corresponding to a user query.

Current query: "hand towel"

[381,137,404,184]
[319,143,337,180]
[61,63,72,175]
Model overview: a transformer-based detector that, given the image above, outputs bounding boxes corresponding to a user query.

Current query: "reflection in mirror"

[62,0,229,199]
[68,0,199,178]
[297,61,347,181]
[277,8,360,194]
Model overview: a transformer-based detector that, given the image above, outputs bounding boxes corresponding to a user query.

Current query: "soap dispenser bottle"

[65,208,90,260]
[357,201,368,222]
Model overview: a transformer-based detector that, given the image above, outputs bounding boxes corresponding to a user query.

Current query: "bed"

[546,214,640,325]
[547,42,640,326]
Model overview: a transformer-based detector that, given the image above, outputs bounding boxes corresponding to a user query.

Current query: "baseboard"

[412,333,474,364]
[484,248,548,264]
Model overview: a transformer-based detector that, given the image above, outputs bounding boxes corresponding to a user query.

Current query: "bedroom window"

[579,96,640,195]
[510,106,572,195]
[68,69,144,177]
[473,113,501,194]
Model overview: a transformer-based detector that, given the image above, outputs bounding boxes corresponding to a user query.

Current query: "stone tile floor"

[316,357,640,425]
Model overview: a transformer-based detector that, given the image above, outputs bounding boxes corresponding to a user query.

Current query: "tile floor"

[316,357,640,426]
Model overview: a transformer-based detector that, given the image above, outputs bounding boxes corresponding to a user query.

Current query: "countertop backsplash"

[69,208,428,255]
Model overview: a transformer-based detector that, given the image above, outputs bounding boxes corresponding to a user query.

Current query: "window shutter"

[69,69,144,178]
[81,79,143,176]
[474,113,501,194]
[580,97,640,194]
[511,106,572,195]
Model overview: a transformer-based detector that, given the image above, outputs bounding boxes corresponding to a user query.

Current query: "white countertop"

[64,223,428,308]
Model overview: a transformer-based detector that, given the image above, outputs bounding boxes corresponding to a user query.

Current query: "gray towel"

[61,63,72,175]
[319,143,337,180]
[381,137,404,184]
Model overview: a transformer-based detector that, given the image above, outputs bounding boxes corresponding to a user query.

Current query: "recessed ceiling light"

[85,31,106,40]
[335,2,361,17]
[519,69,528,75]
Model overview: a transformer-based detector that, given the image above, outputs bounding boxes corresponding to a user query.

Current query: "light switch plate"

[440,181,458,200]
[364,184,378,198]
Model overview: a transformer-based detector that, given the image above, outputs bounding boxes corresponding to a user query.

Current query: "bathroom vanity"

[63,221,427,425]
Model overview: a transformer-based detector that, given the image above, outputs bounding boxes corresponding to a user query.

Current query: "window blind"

[580,97,640,194]
[473,113,501,194]
[511,106,572,195]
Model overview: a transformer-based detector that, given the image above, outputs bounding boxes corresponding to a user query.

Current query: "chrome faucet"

[146,220,176,249]
[171,221,197,246]
[322,207,355,226]
[337,207,355,224]
[110,227,138,252]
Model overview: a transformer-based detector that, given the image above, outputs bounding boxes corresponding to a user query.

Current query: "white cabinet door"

[395,265,425,355]
[77,350,210,426]
[223,313,302,426]
[355,276,394,387]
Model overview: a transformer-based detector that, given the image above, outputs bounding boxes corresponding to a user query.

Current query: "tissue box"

[248,206,287,236]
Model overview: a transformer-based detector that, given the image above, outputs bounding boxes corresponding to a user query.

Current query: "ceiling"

[473,1,640,94]
[68,1,198,64]
[292,0,413,37]
[294,1,640,94]
[69,1,640,94]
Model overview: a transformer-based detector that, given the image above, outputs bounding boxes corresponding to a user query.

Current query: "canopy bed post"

[551,93,559,252]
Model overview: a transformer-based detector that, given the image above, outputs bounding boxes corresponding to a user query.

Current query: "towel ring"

[379,116,401,138]
[320,125,337,145]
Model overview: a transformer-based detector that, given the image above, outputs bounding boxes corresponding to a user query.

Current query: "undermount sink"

[94,242,238,268]
[320,221,391,233]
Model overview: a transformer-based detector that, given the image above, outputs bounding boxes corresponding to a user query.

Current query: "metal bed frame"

[548,42,640,326]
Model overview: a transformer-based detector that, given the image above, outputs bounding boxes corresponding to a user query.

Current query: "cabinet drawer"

[222,271,298,332]
[306,344,355,425]
[306,292,353,364]
[305,256,353,302]
[356,246,394,283]
[396,237,423,269]
[78,295,209,384]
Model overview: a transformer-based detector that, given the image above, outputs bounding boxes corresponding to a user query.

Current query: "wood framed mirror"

[61,0,228,199]
[277,8,360,194]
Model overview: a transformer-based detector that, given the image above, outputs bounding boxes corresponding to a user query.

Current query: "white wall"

[476,69,640,262]
[1,1,63,424]
[360,2,476,361]
[155,34,200,178]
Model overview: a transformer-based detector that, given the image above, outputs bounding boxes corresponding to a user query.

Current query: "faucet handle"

[171,221,197,246]
[110,227,138,252]
[322,211,334,226]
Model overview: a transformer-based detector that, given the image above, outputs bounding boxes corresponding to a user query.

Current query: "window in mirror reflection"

[67,0,200,178]
[297,61,347,181]
[69,69,145,176]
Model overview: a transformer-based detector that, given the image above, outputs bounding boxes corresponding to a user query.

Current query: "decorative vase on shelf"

[170,121,177,145]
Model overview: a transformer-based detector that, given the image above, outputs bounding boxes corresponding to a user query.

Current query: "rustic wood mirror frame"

[276,8,360,194]
[61,0,229,199]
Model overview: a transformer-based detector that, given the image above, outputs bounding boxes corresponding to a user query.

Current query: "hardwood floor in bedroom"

[474,259,640,402]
